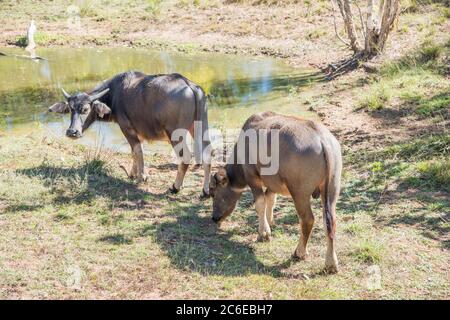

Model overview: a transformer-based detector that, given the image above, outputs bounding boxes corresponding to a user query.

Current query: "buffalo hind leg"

[132,143,147,183]
[251,187,271,242]
[292,194,315,260]
[321,192,339,273]
[190,126,212,199]
[200,140,212,198]
[265,189,277,227]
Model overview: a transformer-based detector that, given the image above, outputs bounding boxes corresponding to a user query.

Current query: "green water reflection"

[0,47,319,151]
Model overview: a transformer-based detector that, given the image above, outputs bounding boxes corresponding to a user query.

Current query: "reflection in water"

[0,47,319,152]
[39,59,52,80]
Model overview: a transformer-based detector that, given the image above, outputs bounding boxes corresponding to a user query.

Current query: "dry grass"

[0,0,449,301]
[0,128,448,299]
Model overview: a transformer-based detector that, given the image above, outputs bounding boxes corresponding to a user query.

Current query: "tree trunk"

[331,0,400,58]
[335,0,361,53]
[365,0,376,55]
[377,0,400,53]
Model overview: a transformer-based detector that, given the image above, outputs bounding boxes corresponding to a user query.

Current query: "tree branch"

[354,1,366,40]
[341,0,362,53]
[330,0,351,48]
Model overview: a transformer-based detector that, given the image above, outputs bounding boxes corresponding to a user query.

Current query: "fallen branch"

[0,51,47,61]
[325,51,365,80]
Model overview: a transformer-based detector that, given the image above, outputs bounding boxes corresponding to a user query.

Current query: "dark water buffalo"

[49,71,212,196]
[209,111,342,272]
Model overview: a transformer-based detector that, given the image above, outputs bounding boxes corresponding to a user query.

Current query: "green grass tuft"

[358,83,391,110]
[145,0,163,16]
[380,39,447,77]
[414,92,450,117]
[351,240,384,264]
[410,159,450,191]
[358,39,449,116]
[383,134,450,161]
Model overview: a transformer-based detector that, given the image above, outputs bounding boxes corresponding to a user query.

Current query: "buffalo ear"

[215,168,228,185]
[93,101,111,118]
[48,101,69,113]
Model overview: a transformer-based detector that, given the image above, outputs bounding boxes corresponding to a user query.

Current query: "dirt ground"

[1,1,448,146]
[1,0,447,68]
[0,0,449,299]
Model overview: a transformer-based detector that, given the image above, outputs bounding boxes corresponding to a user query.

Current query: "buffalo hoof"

[325,254,339,274]
[292,252,308,261]
[199,189,210,200]
[257,233,271,242]
[168,184,179,194]
[324,264,339,274]
[136,174,149,184]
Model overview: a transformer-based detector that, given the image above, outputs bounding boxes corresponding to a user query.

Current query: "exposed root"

[324,52,365,80]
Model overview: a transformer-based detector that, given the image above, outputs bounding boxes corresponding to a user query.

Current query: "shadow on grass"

[2,203,44,214]
[130,198,326,278]
[99,233,133,245]
[150,207,297,277]
[15,161,334,277]
[16,161,166,209]
[399,90,450,119]
[339,153,449,249]
[368,90,450,126]
[382,207,449,249]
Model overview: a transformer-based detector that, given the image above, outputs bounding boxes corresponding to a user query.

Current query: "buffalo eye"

[81,105,90,114]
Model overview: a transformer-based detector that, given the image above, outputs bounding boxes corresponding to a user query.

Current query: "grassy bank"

[0,120,448,299]
[1,1,449,67]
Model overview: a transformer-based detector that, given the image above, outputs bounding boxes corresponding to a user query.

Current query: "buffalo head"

[48,87,111,138]
[210,167,243,224]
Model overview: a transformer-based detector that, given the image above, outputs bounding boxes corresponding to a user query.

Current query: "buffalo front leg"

[292,194,315,260]
[251,188,271,242]
[122,132,146,182]
[131,142,147,183]
[169,163,190,193]
[200,162,211,198]
[190,125,212,199]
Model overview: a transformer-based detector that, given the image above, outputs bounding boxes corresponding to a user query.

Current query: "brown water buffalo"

[48,71,212,197]
[209,111,342,272]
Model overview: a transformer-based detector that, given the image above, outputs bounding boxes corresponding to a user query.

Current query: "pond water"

[0,47,319,153]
